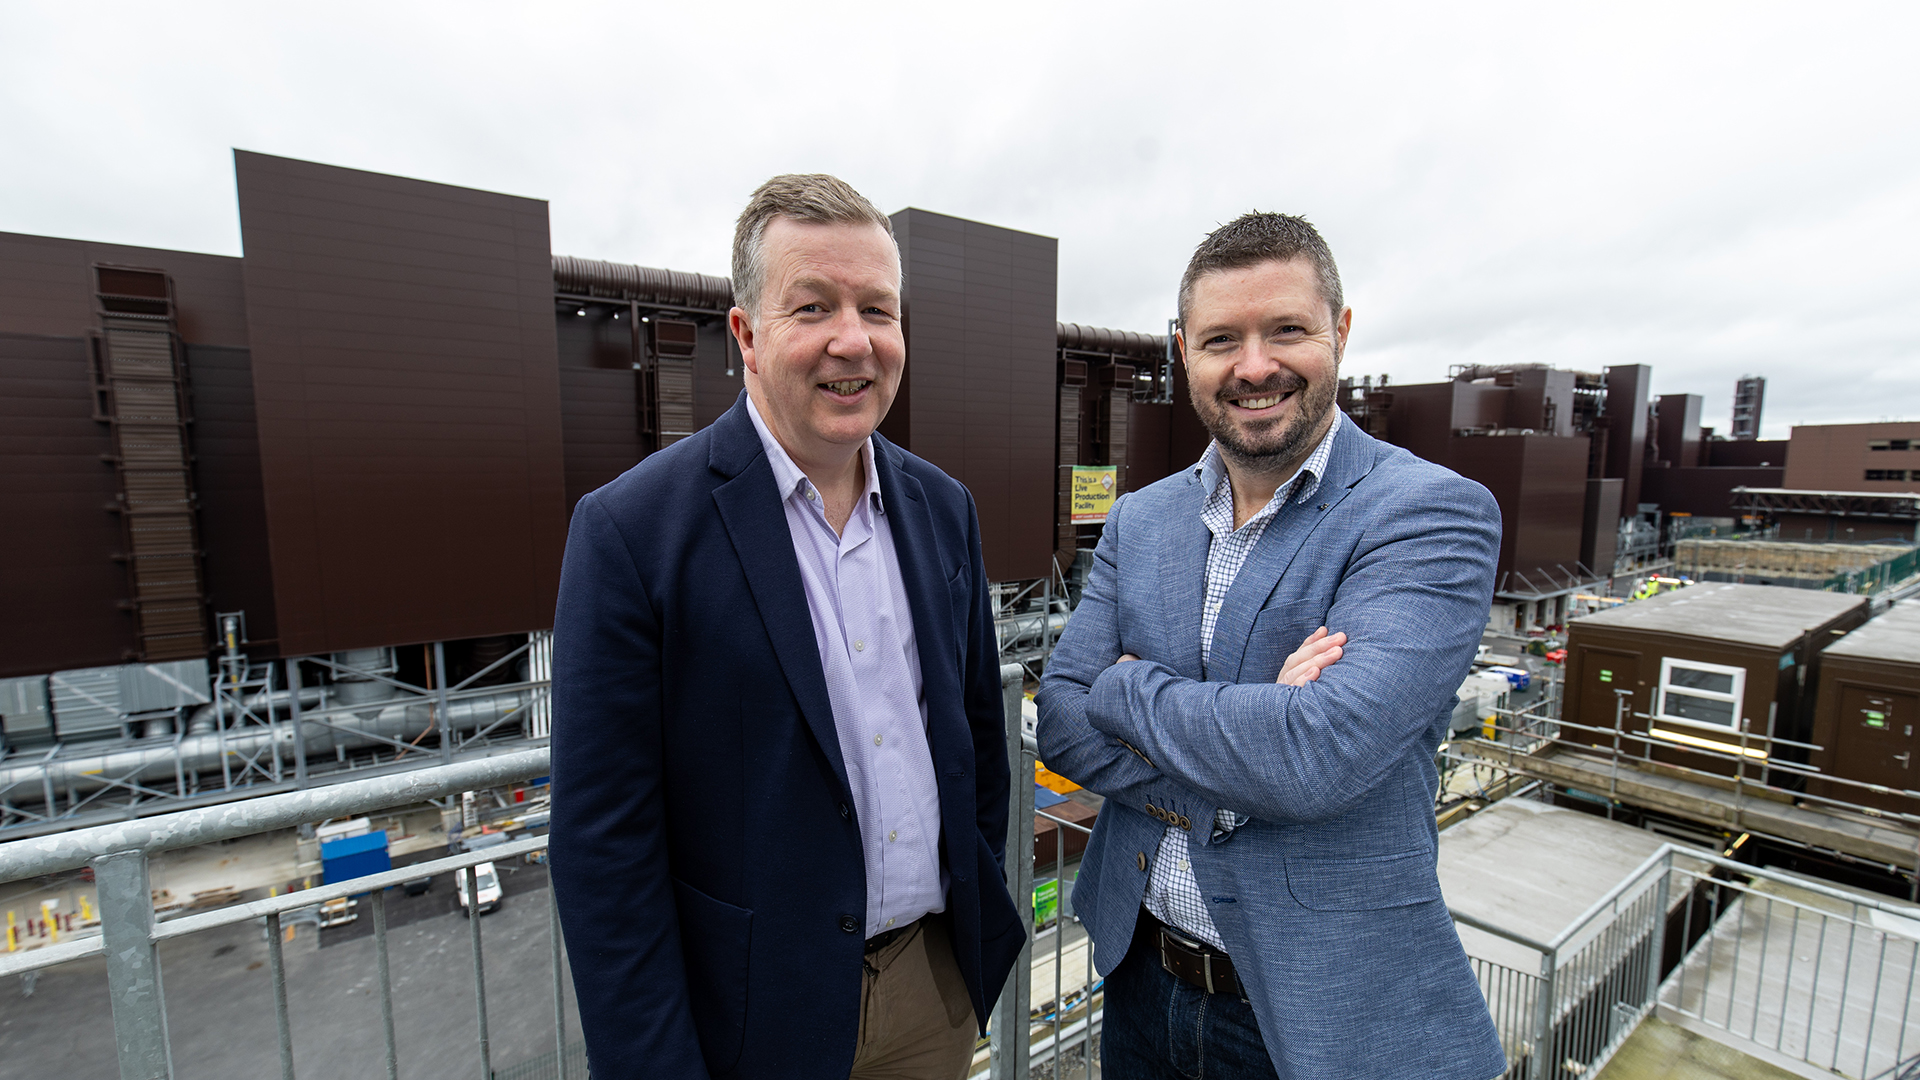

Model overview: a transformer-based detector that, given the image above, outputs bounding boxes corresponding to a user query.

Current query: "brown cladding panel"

[0,232,249,348]
[185,344,279,653]
[889,209,1056,582]
[0,333,137,675]
[1512,436,1590,585]
[1446,437,1525,588]
[1603,365,1650,511]
[1126,402,1173,492]
[555,308,645,512]
[236,152,566,656]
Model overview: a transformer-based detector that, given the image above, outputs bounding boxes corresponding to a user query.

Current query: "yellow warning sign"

[1071,466,1118,523]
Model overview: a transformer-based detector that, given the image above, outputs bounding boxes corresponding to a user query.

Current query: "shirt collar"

[745,395,884,514]
[1192,414,1340,508]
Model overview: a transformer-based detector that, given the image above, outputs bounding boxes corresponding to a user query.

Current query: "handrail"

[0,748,550,882]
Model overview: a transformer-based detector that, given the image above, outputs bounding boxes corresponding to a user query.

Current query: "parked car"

[1482,665,1531,692]
[457,862,502,916]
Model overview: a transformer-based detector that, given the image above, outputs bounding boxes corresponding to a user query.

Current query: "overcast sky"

[5,2,1915,439]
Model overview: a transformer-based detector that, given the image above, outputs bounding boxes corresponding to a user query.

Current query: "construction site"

[3,151,1919,1080]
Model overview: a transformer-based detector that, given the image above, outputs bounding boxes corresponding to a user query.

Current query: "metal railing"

[1456,841,1920,1079]
[0,749,558,1080]
[1444,694,1920,885]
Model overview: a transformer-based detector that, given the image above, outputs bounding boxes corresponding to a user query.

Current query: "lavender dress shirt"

[746,398,948,938]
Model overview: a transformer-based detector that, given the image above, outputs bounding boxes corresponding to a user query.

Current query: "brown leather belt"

[1140,910,1245,999]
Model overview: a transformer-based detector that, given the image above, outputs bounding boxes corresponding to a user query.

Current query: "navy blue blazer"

[550,393,1023,1080]
[1036,414,1508,1080]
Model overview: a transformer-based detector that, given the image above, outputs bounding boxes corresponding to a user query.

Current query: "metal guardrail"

[1456,839,1920,1079]
[0,750,557,1079]
[46,656,1914,1080]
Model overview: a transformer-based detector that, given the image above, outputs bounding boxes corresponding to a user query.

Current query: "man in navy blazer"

[1036,214,1507,1079]
[550,175,1023,1080]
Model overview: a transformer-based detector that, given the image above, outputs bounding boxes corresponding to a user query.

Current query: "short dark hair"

[1176,212,1344,329]
[731,174,895,323]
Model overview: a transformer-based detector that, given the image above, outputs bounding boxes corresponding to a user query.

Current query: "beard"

[1192,369,1337,473]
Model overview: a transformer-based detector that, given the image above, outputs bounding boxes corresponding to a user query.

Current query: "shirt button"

[888,830,897,842]
[854,639,865,652]
[874,734,882,746]
[886,917,895,928]
[840,915,858,933]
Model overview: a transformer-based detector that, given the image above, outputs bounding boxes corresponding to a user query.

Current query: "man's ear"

[729,307,759,376]
[1174,327,1189,370]
[1334,307,1352,358]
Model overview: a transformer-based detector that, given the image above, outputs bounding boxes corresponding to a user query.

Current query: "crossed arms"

[1035,476,1501,826]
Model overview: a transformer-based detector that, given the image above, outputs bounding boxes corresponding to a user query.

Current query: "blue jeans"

[1101,912,1279,1080]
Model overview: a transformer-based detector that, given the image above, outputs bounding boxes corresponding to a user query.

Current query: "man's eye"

[795,303,824,314]
[1205,335,1234,348]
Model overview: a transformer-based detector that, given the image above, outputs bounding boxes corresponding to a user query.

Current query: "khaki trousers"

[848,916,979,1080]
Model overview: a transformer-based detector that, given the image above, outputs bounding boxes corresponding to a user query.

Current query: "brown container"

[234,151,567,657]
[1807,601,1920,816]
[1033,799,1099,873]
[1563,583,1867,780]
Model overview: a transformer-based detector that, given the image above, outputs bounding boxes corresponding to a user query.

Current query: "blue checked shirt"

[1143,422,1339,949]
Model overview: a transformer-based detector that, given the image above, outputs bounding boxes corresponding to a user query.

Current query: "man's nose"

[1231,341,1283,383]
[825,307,874,359]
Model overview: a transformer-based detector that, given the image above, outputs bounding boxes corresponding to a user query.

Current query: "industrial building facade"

[0,152,1212,697]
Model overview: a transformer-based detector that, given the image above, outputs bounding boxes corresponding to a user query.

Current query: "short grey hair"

[1176,212,1344,330]
[731,174,895,322]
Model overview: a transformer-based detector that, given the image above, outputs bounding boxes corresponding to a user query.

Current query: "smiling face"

[1179,257,1350,480]
[731,217,904,478]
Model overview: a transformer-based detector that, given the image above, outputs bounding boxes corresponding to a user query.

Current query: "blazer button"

[839,803,851,820]
[1179,815,1192,831]
[840,915,859,934]
[1136,852,1148,872]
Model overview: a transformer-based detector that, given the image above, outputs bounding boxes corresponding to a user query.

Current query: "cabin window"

[1656,658,1745,730]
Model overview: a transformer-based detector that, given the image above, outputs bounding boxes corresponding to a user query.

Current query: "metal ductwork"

[552,255,734,311]
[0,688,533,808]
[1057,322,1169,363]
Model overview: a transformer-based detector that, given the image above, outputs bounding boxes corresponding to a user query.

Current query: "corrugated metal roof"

[1573,582,1864,648]
[1822,599,1920,664]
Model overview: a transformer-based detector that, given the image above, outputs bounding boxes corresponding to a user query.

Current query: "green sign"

[1034,878,1060,925]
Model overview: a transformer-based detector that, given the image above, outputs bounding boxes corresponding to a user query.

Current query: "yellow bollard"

[79,895,93,923]
[6,910,14,952]
[42,902,57,945]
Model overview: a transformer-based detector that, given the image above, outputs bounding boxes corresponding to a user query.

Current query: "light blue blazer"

[1036,413,1507,1080]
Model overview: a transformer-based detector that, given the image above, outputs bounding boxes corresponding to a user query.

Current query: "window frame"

[1654,656,1747,733]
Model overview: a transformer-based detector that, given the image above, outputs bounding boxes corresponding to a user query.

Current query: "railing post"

[94,849,173,1080]
[991,664,1033,1080]
[1530,951,1557,1080]
[286,658,308,789]
[1643,853,1672,1010]
[434,642,453,765]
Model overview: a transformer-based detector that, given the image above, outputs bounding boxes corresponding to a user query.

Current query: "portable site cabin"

[1563,583,1867,779]
[1808,600,1920,816]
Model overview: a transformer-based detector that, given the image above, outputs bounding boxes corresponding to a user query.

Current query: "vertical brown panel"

[888,209,1056,583]
[554,307,645,513]
[236,151,566,656]
[186,344,279,653]
[0,333,135,675]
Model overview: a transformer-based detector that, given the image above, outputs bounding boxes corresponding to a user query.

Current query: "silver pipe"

[0,750,550,883]
[0,689,533,810]
[996,611,1071,650]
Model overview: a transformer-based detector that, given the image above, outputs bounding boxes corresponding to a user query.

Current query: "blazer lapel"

[872,439,960,756]
[1157,474,1211,682]
[1211,415,1383,683]
[707,397,851,799]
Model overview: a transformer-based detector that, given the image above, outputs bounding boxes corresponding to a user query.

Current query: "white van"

[457,861,503,916]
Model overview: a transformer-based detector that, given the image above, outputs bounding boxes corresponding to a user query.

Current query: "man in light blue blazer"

[1036,213,1507,1080]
